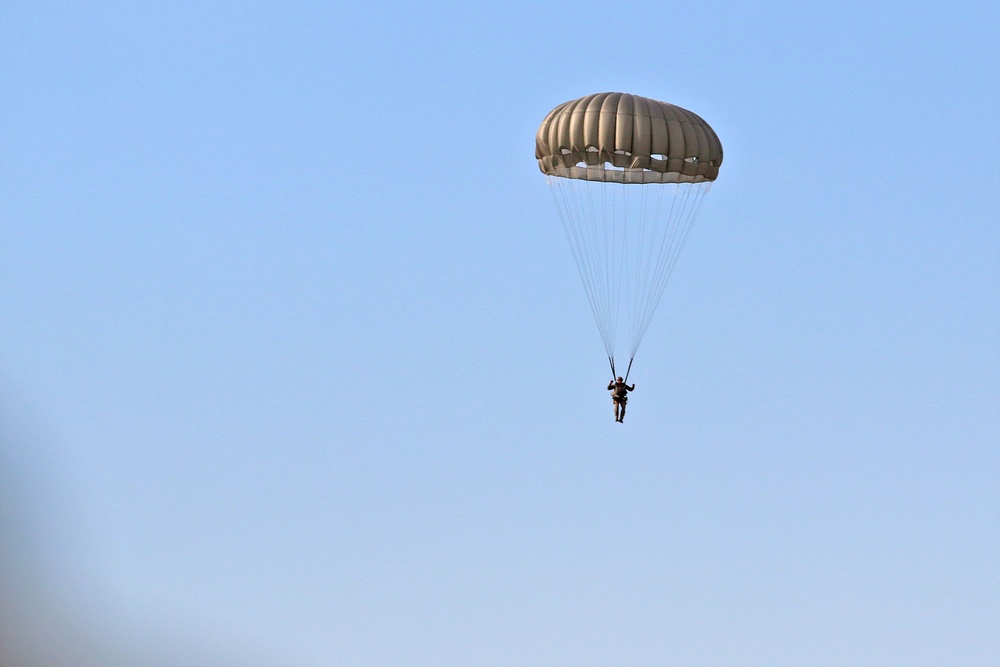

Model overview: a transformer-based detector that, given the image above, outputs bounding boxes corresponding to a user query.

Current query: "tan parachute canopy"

[535,92,723,184]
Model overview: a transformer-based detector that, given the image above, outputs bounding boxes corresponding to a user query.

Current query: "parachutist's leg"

[613,401,620,422]
[619,403,626,423]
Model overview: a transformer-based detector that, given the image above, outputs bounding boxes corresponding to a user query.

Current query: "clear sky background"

[2,2,998,665]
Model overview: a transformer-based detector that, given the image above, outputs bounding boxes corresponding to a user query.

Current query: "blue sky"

[2,1,998,665]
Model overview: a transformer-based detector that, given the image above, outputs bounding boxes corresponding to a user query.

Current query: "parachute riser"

[608,356,634,383]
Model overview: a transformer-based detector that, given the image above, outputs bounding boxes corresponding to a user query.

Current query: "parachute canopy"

[535,92,723,184]
[536,93,723,377]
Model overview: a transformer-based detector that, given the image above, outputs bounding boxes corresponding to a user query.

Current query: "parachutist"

[608,376,635,423]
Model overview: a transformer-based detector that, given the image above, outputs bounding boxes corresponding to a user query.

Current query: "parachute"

[536,92,723,380]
